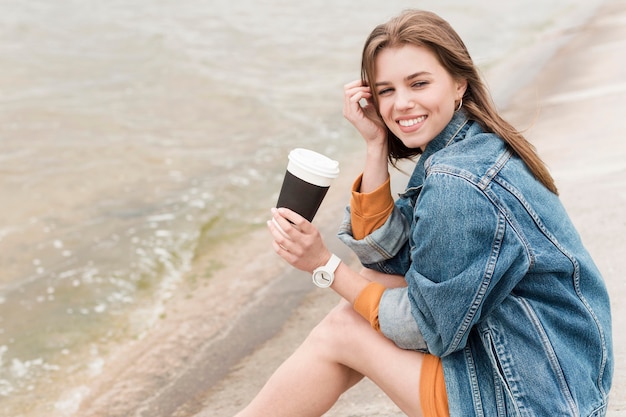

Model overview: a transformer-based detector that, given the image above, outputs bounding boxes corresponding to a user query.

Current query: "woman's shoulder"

[427,125,507,176]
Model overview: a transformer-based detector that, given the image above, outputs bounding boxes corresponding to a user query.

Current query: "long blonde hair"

[361,10,558,194]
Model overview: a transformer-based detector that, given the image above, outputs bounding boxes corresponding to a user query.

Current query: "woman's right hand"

[343,80,387,147]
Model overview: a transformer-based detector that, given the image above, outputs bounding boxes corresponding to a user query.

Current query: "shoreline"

[70,139,368,417]
[72,0,626,415]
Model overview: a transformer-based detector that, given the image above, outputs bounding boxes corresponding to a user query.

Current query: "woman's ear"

[456,78,468,99]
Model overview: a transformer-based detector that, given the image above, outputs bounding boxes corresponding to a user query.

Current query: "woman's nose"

[394,89,415,110]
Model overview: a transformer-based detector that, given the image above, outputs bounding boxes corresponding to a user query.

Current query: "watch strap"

[325,254,341,273]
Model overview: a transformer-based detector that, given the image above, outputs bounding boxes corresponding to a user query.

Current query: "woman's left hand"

[267,207,331,273]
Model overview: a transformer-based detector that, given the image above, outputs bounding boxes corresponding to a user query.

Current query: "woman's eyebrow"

[374,80,391,87]
[405,71,431,81]
[374,71,432,87]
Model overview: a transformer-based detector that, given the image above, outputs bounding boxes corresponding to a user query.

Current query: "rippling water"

[0,0,601,414]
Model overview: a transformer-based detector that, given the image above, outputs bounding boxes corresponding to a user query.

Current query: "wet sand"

[74,0,626,415]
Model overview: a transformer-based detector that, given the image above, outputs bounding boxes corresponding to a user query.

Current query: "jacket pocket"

[479,297,578,416]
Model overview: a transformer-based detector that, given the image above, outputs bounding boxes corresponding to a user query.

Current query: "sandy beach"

[73,0,626,415]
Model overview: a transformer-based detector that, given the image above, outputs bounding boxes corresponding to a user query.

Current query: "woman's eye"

[412,81,428,88]
[378,88,393,95]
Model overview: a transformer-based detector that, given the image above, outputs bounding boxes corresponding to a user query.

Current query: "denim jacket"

[338,111,613,416]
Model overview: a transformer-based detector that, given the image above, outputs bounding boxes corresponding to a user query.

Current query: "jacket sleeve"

[404,171,531,357]
[337,202,413,276]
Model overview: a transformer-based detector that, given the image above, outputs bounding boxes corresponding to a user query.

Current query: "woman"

[238,10,613,417]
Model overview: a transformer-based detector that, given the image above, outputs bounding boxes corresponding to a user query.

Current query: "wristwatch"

[312,254,341,288]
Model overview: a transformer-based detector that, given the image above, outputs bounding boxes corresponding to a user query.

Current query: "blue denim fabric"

[337,111,613,416]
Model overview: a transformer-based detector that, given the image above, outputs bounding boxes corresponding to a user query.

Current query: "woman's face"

[374,44,467,151]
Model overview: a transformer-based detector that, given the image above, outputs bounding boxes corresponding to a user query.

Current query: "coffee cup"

[276,148,340,222]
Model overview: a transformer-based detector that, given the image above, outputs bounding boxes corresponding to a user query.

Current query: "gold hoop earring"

[455,98,463,112]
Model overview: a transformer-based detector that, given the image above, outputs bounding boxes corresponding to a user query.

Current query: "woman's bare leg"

[236,270,425,417]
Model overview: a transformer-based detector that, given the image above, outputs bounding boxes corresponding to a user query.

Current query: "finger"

[344,89,374,120]
[268,211,309,253]
[344,86,371,102]
[271,208,298,234]
[271,239,302,267]
[275,207,312,232]
[351,91,372,106]
[343,91,367,119]
[273,207,303,227]
[271,238,290,257]
[271,217,290,238]
[343,80,368,94]
[267,217,291,244]
[267,220,296,254]
[343,79,364,90]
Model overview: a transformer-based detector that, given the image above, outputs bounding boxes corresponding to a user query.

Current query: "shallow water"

[0,0,601,414]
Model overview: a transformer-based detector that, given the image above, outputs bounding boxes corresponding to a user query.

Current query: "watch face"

[313,270,332,287]
[317,272,331,284]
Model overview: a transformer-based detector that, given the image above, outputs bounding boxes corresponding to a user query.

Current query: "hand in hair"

[343,79,387,147]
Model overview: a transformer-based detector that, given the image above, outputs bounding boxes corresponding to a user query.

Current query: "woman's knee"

[307,302,369,354]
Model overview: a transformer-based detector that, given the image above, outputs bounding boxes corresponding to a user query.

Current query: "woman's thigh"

[312,299,424,416]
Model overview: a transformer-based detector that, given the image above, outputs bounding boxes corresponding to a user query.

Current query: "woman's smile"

[397,115,427,132]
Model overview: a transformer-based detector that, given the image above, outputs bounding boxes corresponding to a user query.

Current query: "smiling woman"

[0,0,607,415]
[238,9,613,417]
[359,12,559,195]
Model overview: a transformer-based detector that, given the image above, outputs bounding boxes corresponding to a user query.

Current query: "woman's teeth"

[398,116,426,127]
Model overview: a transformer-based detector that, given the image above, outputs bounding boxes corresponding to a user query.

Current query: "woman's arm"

[343,80,389,193]
[268,207,429,351]
[403,172,530,356]
[268,207,369,304]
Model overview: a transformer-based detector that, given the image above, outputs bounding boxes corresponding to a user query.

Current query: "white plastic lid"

[287,148,340,187]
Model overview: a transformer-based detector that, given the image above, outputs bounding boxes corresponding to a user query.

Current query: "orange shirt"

[349,174,395,241]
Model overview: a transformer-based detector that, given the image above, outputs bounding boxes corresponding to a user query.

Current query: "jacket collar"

[402,111,470,194]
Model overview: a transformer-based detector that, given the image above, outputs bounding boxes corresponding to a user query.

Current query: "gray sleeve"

[379,287,428,352]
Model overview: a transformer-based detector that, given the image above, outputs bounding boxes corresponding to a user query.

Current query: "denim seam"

[478,149,512,190]
[589,403,608,417]
[493,175,609,397]
[363,234,394,260]
[427,156,535,271]
[483,331,523,416]
[447,208,506,355]
[464,345,486,417]
[426,165,535,266]
[422,169,534,356]
[371,260,400,275]
[517,296,578,415]
[491,366,507,416]
[483,185,536,270]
